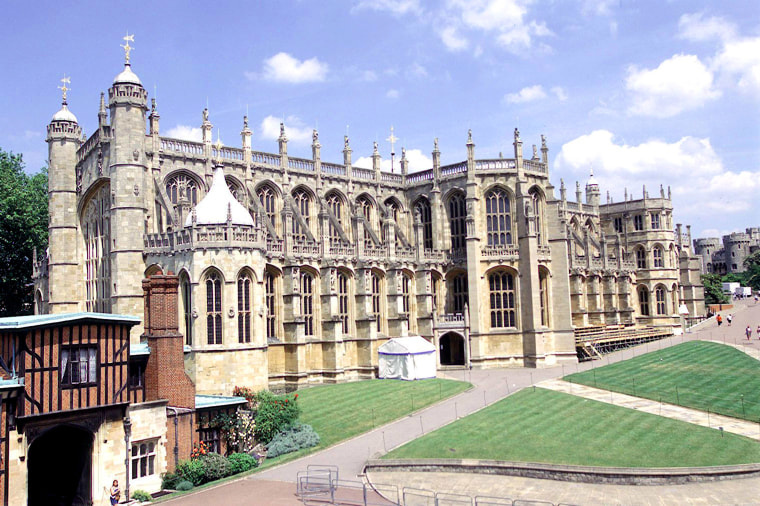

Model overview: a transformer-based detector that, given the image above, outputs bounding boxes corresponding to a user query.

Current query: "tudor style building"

[33,44,705,395]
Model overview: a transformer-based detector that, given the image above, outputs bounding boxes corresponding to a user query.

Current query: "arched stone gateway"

[439,332,466,366]
[28,424,93,506]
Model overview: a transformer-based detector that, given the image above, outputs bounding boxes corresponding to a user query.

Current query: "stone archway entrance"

[28,425,93,506]
[439,332,466,366]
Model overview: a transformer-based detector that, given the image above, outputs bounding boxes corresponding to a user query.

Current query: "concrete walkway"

[165,298,760,505]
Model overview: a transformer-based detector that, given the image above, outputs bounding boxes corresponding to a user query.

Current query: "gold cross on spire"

[121,32,135,63]
[386,126,398,156]
[58,75,71,103]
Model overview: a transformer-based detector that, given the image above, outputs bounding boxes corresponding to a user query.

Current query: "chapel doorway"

[27,424,93,506]
[439,332,465,366]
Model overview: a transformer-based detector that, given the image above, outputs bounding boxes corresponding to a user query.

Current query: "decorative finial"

[386,126,397,155]
[151,98,156,113]
[203,108,209,122]
[541,134,546,147]
[532,145,538,159]
[344,135,350,150]
[58,75,71,104]
[280,122,285,137]
[401,146,406,158]
[434,137,439,151]
[467,129,473,143]
[215,130,223,150]
[121,32,135,64]
[243,115,248,129]
[514,127,521,142]
[312,128,319,144]
[373,141,378,154]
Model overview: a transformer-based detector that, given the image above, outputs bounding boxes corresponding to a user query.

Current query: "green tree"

[743,252,760,291]
[701,273,728,306]
[0,149,48,316]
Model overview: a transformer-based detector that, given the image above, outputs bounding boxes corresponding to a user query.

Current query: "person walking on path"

[728,314,733,326]
[717,314,723,326]
[746,325,753,341]
[756,325,760,339]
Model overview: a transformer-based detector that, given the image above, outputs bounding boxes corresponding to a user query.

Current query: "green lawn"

[384,388,760,467]
[258,378,471,469]
[565,341,760,421]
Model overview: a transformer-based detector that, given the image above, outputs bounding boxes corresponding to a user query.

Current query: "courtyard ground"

[163,298,760,505]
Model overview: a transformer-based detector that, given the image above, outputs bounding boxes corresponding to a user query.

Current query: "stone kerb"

[365,459,760,485]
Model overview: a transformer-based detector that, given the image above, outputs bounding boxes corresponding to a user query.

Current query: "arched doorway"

[28,425,93,506]
[440,332,465,366]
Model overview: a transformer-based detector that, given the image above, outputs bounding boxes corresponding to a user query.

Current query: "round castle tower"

[724,232,751,273]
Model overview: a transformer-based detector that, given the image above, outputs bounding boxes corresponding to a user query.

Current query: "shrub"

[161,471,181,490]
[266,423,320,458]
[253,390,301,444]
[214,410,256,454]
[227,452,258,474]
[176,458,205,486]
[201,452,230,481]
[176,480,194,492]
[132,490,152,502]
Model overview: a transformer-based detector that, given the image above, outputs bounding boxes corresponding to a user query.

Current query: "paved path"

[165,298,760,505]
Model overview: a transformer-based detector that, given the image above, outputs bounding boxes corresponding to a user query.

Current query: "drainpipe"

[123,416,132,501]
[167,407,180,469]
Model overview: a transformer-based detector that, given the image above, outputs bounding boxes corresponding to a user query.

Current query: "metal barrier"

[474,497,512,506]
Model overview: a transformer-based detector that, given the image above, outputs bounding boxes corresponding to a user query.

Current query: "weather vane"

[386,126,398,173]
[121,32,134,64]
[58,75,71,103]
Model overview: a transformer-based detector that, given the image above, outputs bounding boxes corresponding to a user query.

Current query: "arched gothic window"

[265,270,279,342]
[83,185,111,312]
[257,185,278,236]
[485,189,511,246]
[238,272,252,343]
[326,192,345,245]
[302,271,315,336]
[636,248,647,269]
[655,286,667,315]
[539,269,550,326]
[653,247,664,268]
[638,286,650,316]
[358,196,376,248]
[180,273,192,346]
[489,271,516,328]
[226,176,245,205]
[371,272,384,333]
[292,189,311,243]
[166,173,199,205]
[337,271,351,335]
[450,273,468,314]
[206,271,222,344]
[449,194,466,251]
[401,273,411,314]
[382,198,402,244]
[414,199,433,250]
[529,188,545,244]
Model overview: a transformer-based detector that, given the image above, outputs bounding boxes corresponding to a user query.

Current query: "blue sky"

[1,0,758,239]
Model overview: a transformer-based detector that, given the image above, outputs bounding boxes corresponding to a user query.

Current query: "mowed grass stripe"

[565,341,760,420]
[384,388,760,467]
[257,378,470,470]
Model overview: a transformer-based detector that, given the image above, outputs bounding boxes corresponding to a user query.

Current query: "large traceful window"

[131,439,157,479]
[265,271,278,342]
[415,199,433,250]
[165,173,199,205]
[451,273,468,313]
[529,189,544,244]
[485,189,512,246]
[84,185,111,312]
[371,272,383,332]
[292,189,311,243]
[639,287,650,316]
[358,196,375,248]
[181,276,193,346]
[238,273,252,343]
[489,271,516,328]
[326,193,344,244]
[257,185,278,237]
[539,269,549,326]
[206,272,222,345]
[61,346,97,386]
[402,274,411,313]
[338,272,350,335]
[656,286,667,315]
[449,194,466,250]
[302,271,315,336]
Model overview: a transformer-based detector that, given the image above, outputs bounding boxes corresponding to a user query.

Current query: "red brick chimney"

[142,274,195,409]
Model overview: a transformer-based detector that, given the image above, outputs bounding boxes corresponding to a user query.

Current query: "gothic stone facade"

[34,61,705,394]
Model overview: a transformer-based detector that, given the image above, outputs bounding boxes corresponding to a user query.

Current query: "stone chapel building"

[33,52,705,395]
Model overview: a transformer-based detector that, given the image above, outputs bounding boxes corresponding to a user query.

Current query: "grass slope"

[259,378,470,469]
[385,388,760,467]
[565,341,760,421]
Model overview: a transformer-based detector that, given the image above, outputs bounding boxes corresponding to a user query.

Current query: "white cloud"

[555,130,760,221]
[261,53,328,83]
[355,148,432,173]
[440,26,469,51]
[678,12,736,43]
[551,86,567,101]
[456,0,527,31]
[504,85,547,104]
[625,54,720,117]
[407,63,428,79]
[581,0,616,17]
[353,0,422,15]
[713,37,760,95]
[359,70,378,82]
[386,89,400,99]
[260,115,312,144]
[165,125,203,142]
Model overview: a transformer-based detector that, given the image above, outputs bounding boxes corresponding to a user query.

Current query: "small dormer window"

[61,346,98,386]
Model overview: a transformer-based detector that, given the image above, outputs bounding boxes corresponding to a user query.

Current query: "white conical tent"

[185,165,254,227]
[378,335,437,380]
